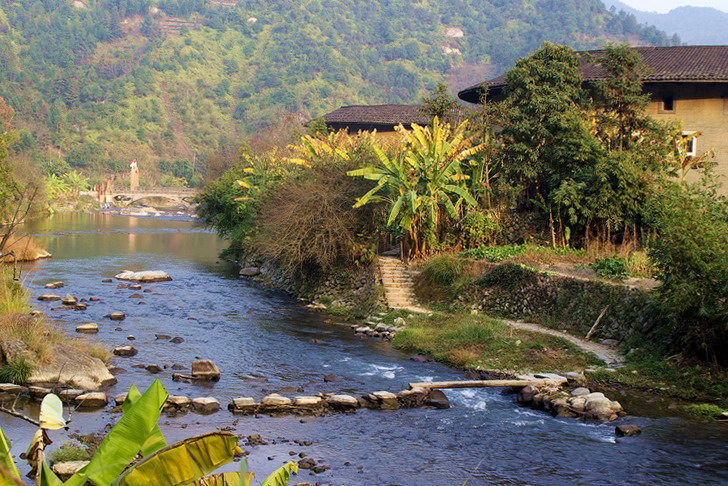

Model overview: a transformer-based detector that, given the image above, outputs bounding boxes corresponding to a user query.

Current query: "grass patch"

[0,357,33,384]
[683,403,726,419]
[588,351,728,406]
[48,442,91,466]
[392,312,603,372]
[0,269,30,314]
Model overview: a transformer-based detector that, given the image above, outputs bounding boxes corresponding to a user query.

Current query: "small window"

[662,97,675,112]
[682,130,697,157]
[724,98,728,115]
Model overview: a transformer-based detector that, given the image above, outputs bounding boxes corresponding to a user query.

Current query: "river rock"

[20,342,117,390]
[0,383,27,394]
[58,389,85,402]
[155,334,172,340]
[570,387,591,397]
[615,424,642,437]
[53,461,90,481]
[38,294,60,301]
[129,294,144,299]
[262,394,292,406]
[113,346,138,357]
[114,394,127,406]
[62,294,77,305]
[239,267,261,277]
[74,302,88,311]
[102,279,113,283]
[28,386,51,399]
[294,396,323,407]
[325,394,358,410]
[167,395,192,408]
[170,337,184,344]
[45,281,64,289]
[192,397,220,414]
[127,335,135,341]
[75,323,98,334]
[323,373,340,383]
[129,284,142,290]
[108,312,125,321]
[191,360,220,381]
[145,364,163,374]
[115,270,172,282]
[585,397,615,420]
[565,371,586,385]
[232,397,256,407]
[372,391,399,410]
[75,392,108,408]
[426,389,450,409]
[397,387,429,408]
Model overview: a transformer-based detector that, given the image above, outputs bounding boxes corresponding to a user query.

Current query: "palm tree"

[348,117,483,261]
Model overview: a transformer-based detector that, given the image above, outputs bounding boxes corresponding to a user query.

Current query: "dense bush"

[647,178,728,364]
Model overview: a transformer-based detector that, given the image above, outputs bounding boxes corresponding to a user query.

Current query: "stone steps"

[378,256,420,310]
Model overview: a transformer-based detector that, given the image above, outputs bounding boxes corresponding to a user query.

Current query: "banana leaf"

[192,472,243,486]
[38,460,63,486]
[115,431,242,486]
[260,461,298,486]
[39,395,65,431]
[0,427,21,486]
[64,379,168,486]
[121,384,167,456]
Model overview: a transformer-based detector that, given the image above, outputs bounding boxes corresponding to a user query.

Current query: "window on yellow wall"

[682,130,697,157]
[724,99,728,115]
[661,97,675,113]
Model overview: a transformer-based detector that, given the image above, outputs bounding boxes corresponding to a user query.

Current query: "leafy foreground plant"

[0,379,298,486]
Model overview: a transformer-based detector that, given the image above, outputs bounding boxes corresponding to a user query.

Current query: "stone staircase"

[378,256,427,312]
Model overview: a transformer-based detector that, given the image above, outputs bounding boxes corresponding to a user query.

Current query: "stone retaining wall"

[459,263,657,344]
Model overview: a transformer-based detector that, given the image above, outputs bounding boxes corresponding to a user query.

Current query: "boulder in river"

[108,312,126,321]
[323,373,341,383]
[325,394,358,410]
[155,334,172,340]
[191,360,220,381]
[62,294,77,305]
[0,339,116,391]
[615,425,642,437]
[45,281,64,289]
[426,389,451,409]
[75,323,98,334]
[170,337,184,343]
[192,397,220,414]
[75,392,108,408]
[239,267,261,277]
[53,461,90,481]
[262,394,292,406]
[74,302,88,311]
[37,294,60,301]
[113,346,138,357]
[115,270,172,282]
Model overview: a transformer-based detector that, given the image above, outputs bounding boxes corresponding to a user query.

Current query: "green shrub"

[625,250,656,278]
[477,262,537,290]
[590,256,628,280]
[0,357,33,385]
[48,443,91,466]
[422,255,464,286]
[461,211,501,248]
[459,243,526,262]
[683,404,726,419]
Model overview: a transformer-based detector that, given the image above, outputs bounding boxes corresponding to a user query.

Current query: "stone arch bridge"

[85,187,201,205]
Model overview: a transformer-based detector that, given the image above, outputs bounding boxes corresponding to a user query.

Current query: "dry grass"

[0,313,66,364]
[0,233,49,262]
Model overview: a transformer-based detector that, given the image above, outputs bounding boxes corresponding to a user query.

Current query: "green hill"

[0,0,677,184]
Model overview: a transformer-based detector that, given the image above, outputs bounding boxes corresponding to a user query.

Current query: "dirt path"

[501,318,623,367]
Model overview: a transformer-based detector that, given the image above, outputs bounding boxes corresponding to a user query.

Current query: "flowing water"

[2,212,727,485]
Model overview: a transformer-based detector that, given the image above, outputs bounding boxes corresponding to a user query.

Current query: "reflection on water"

[2,212,726,485]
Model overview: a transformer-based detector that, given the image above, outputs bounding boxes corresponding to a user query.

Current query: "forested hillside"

[604,1,728,45]
[0,0,677,185]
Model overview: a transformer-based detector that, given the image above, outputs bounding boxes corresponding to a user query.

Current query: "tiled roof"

[321,105,432,126]
[459,46,728,103]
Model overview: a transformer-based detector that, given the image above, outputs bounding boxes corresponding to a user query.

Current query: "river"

[2,212,727,485]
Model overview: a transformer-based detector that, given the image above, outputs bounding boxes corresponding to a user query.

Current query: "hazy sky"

[620,1,728,13]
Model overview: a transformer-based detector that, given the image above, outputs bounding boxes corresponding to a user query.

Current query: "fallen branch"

[585,306,609,342]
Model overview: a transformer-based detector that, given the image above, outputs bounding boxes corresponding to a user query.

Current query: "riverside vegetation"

[199,43,728,415]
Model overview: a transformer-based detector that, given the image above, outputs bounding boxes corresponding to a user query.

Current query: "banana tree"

[348,117,483,260]
[0,380,297,486]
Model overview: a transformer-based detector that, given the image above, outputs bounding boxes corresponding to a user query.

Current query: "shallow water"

[2,212,727,485]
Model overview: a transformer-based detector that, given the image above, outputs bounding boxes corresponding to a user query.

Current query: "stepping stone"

[113,346,138,357]
[75,323,98,334]
[191,397,219,414]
